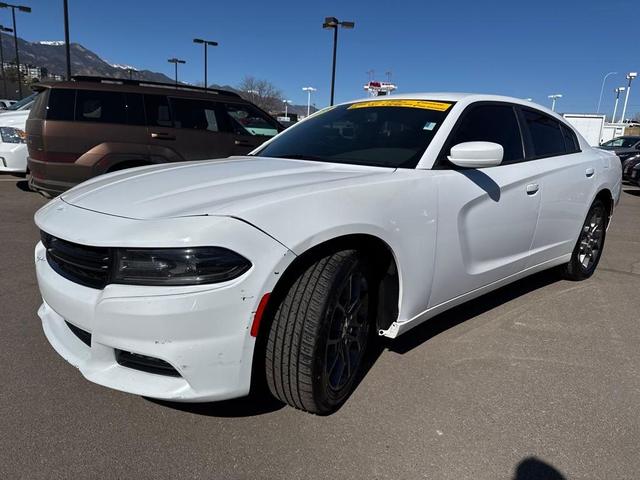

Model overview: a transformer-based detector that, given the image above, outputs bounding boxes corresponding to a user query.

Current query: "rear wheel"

[561,199,607,280]
[265,250,373,414]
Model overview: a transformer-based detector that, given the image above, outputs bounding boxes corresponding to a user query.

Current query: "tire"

[265,250,373,414]
[561,199,607,281]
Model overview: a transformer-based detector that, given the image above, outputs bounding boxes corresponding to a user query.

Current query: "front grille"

[65,320,91,346]
[41,231,111,289]
[115,350,181,377]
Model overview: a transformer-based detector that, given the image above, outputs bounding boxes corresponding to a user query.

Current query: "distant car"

[600,136,640,163]
[622,155,640,182]
[0,99,16,109]
[34,94,622,414]
[26,76,283,196]
[0,94,35,174]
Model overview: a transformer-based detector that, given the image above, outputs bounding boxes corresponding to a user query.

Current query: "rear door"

[222,102,281,155]
[429,103,542,307]
[146,95,235,162]
[519,108,598,266]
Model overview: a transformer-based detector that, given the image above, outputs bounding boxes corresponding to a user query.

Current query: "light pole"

[597,71,616,113]
[63,0,71,80]
[167,57,185,86]
[323,16,354,106]
[612,87,625,123]
[548,94,562,112]
[193,38,217,90]
[302,86,316,116]
[620,72,637,123]
[0,2,31,98]
[0,25,13,98]
[283,99,291,118]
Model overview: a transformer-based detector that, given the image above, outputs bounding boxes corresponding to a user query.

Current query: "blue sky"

[11,0,640,116]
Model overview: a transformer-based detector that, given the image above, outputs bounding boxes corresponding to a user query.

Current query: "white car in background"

[0,93,35,174]
[34,93,622,414]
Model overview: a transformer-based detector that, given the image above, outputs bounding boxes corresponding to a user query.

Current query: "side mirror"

[448,141,504,168]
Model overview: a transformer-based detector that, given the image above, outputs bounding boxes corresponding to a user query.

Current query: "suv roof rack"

[70,75,241,98]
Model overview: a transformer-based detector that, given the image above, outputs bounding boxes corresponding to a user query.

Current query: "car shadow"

[388,269,560,355]
[623,188,640,197]
[144,392,285,418]
[16,180,33,192]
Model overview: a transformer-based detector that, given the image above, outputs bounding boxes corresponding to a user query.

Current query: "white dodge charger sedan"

[34,94,622,414]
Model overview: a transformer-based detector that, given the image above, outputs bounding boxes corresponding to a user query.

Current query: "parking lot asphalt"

[2,176,640,480]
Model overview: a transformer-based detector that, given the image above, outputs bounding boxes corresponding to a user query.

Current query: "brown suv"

[26,76,282,195]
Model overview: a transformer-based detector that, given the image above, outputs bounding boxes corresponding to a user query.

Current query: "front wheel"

[561,199,607,280]
[265,250,373,414]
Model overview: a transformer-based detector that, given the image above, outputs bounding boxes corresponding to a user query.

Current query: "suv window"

[29,91,48,120]
[170,98,222,132]
[445,104,524,163]
[145,94,172,127]
[46,88,75,121]
[75,90,128,124]
[522,109,566,158]
[224,103,279,137]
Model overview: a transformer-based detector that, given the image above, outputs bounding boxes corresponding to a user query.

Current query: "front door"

[429,103,542,307]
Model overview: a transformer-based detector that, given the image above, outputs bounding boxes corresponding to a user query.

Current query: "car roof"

[31,77,245,101]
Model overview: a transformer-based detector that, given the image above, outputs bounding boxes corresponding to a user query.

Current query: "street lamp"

[193,38,218,90]
[548,94,562,112]
[612,87,625,123]
[283,99,292,119]
[0,25,13,98]
[0,3,31,98]
[167,57,185,86]
[63,0,71,80]
[597,71,617,113]
[302,86,316,116]
[620,72,637,123]
[323,16,354,106]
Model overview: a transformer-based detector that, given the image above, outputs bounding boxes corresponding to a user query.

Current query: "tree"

[237,75,283,113]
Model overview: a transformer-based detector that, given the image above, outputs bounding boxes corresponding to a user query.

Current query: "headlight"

[113,247,252,286]
[0,126,26,144]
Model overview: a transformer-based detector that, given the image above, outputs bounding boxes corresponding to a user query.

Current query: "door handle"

[526,183,539,195]
[234,139,252,146]
[150,132,176,140]
[585,167,595,178]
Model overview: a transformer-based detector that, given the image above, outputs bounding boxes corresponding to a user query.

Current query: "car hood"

[0,110,28,127]
[61,156,394,220]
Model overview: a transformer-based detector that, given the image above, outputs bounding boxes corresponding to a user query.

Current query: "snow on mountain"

[36,41,65,46]
[111,63,138,71]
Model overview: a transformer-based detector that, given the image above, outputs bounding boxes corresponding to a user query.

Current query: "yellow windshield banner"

[347,99,452,111]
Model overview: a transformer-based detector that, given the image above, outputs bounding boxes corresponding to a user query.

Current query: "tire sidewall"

[568,199,606,280]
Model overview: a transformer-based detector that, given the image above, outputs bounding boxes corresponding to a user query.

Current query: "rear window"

[145,94,172,127]
[29,91,48,120]
[522,109,566,158]
[75,90,127,124]
[170,97,222,132]
[46,88,75,121]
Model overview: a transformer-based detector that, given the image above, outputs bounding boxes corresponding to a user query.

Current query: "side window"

[144,95,172,127]
[124,93,145,126]
[46,88,75,121]
[561,124,580,154]
[522,109,566,158]
[75,90,127,124]
[169,98,221,132]
[446,104,524,163]
[224,103,279,137]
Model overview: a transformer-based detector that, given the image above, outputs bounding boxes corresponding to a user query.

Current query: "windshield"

[7,93,36,111]
[601,137,639,148]
[254,99,453,168]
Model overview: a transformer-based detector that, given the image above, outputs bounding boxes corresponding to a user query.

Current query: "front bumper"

[0,142,27,173]
[34,205,294,402]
